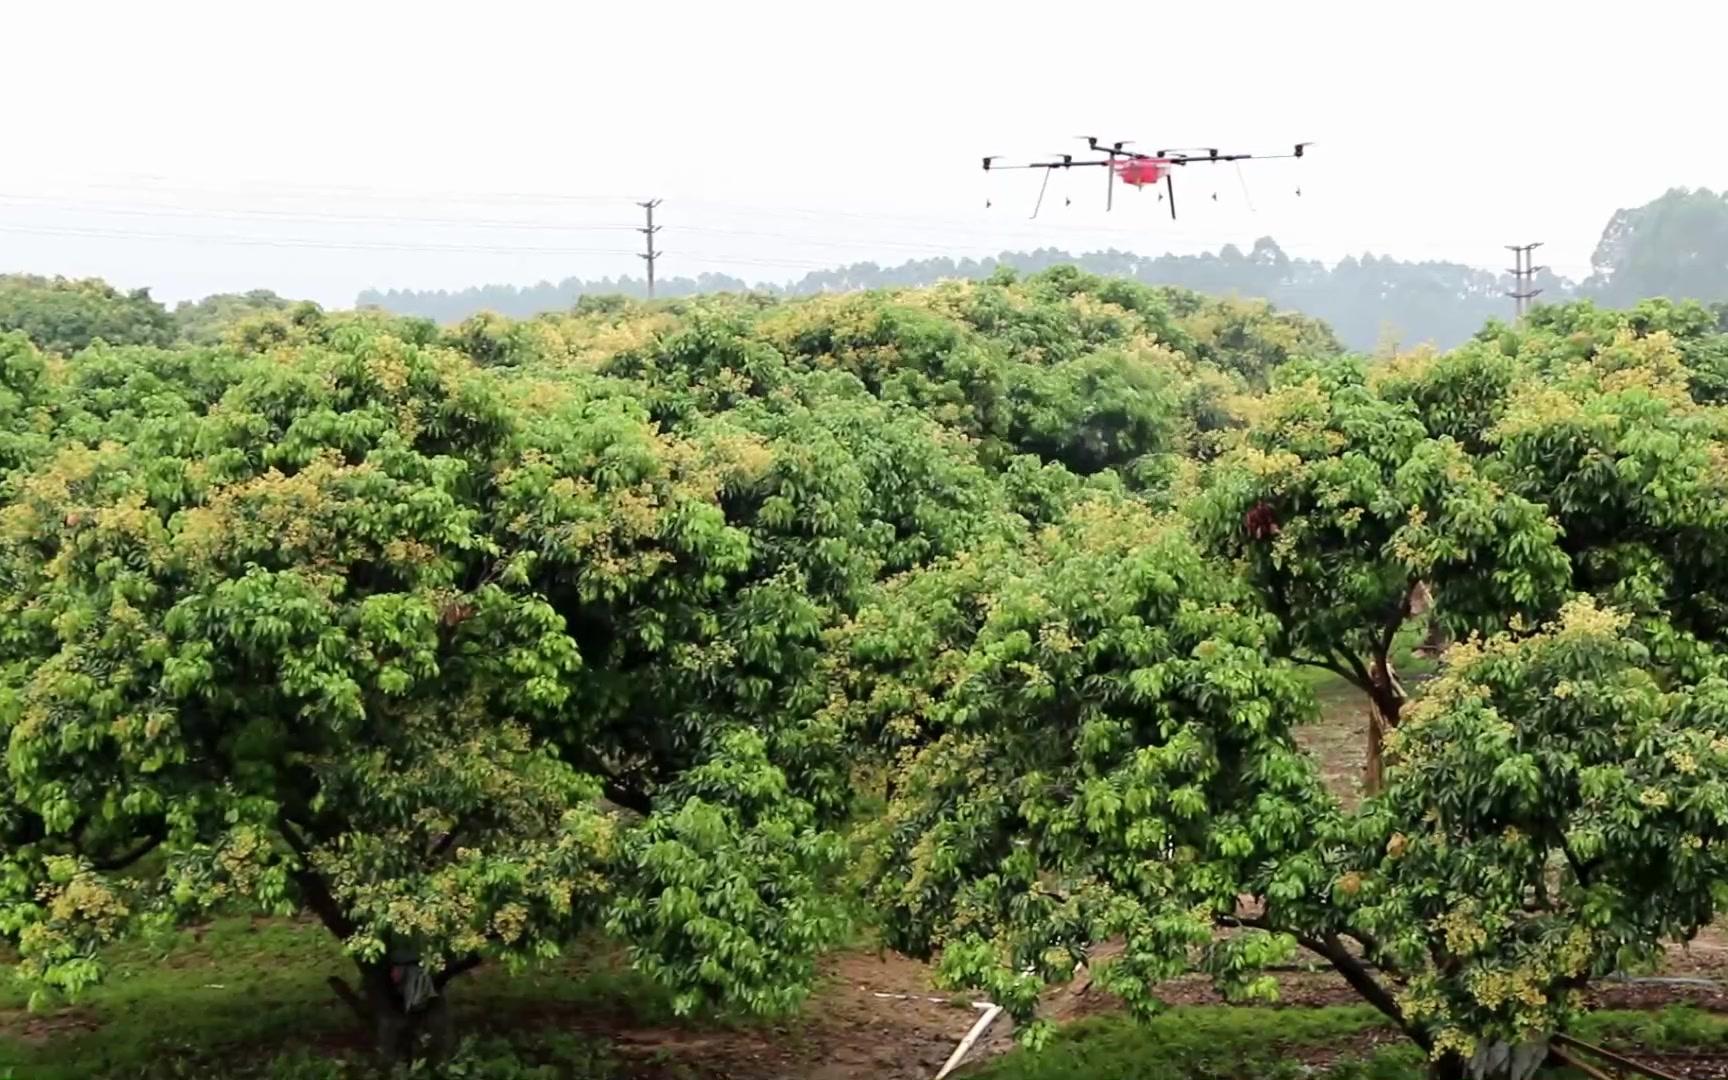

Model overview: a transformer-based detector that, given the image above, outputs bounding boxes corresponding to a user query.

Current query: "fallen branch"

[1553,1032,1686,1080]
[934,1003,1003,1080]
[1549,1046,1618,1080]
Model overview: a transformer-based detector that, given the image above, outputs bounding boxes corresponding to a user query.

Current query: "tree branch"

[1215,913,1271,930]
[278,813,356,940]
[429,815,472,860]
[1290,653,1357,683]
[1340,929,1400,979]
[1301,932,1422,1050]
[88,825,168,873]
[1375,584,1414,672]
[1218,915,1416,1047]
[1553,1033,1686,1080]
[435,954,484,990]
[1336,648,1375,693]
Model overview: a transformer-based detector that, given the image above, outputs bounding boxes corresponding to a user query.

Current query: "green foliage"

[0,275,175,355]
[11,268,1728,1079]
[0,333,620,1013]
[1391,302,1728,667]
[1192,353,1571,742]
[170,290,299,346]
[836,499,1329,1034]
[0,331,55,484]
[1328,602,1728,1060]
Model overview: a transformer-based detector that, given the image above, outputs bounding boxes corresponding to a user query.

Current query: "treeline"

[357,241,1550,353]
[0,276,298,355]
[358,187,1728,351]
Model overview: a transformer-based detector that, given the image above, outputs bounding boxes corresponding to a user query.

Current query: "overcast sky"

[5,0,1724,306]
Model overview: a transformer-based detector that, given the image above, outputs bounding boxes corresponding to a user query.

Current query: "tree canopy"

[0,275,176,355]
[5,267,1728,1079]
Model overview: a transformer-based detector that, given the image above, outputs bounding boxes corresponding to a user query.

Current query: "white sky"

[5,0,1724,306]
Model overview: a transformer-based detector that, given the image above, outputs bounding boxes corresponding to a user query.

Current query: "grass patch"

[1574,1005,1728,1050]
[966,1007,1417,1080]
[968,1005,1728,1080]
[0,917,681,1080]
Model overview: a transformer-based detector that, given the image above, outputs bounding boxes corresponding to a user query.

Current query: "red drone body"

[1113,158,1169,187]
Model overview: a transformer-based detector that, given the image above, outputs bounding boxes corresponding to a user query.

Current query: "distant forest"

[358,188,1728,352]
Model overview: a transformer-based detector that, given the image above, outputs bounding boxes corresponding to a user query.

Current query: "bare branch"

[1289,653,1356,683]
[1301,932,1419,1049]
[88,824,168,872]
[1549,1046,1617,1080]
[1553,1033,1685,1080]
[435,954,484,990]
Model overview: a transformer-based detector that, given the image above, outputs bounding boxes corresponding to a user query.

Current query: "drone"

[982,136,1313,220]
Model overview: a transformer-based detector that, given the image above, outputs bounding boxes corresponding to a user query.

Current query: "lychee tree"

[842,506,1728,1078]
[0,313,941,1057]
[1192,355,1570,791]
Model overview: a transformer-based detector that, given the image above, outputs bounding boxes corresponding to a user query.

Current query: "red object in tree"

[1113,158,1169,187]
[1243,501,1281,541]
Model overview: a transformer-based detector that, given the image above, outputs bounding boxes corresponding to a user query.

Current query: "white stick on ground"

[934,1003,1004,1080]
[871,990,977,1005]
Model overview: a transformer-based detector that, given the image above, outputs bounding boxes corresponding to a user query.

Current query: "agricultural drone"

[982,136,1313,219]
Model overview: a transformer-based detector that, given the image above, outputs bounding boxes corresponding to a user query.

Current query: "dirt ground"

[577,936,1728,1080]
[580,950,990,1080]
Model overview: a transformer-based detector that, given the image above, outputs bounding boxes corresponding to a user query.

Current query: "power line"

[0,181,1586,284]
[1505,241,1546,321]
[0,219,844,272]
[637,199,663,298]
[0,193,640,232]
[5,176,1548,274]
[28,172,651,206]
[8,170,1375,253]
[0,221,641,257]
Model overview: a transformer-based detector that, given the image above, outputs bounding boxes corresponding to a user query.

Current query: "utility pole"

[637,199,662,299]
[1506,241,1546,321]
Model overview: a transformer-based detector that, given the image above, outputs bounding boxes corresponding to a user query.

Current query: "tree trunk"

[347,961,455,1064]
[1414,616,1451,659]
[1363,663,1404,796]
[1428,1053,1467,1080]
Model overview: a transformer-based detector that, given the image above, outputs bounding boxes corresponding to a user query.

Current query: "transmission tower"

[637,198,663,298]
[1506,242,1546,321]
